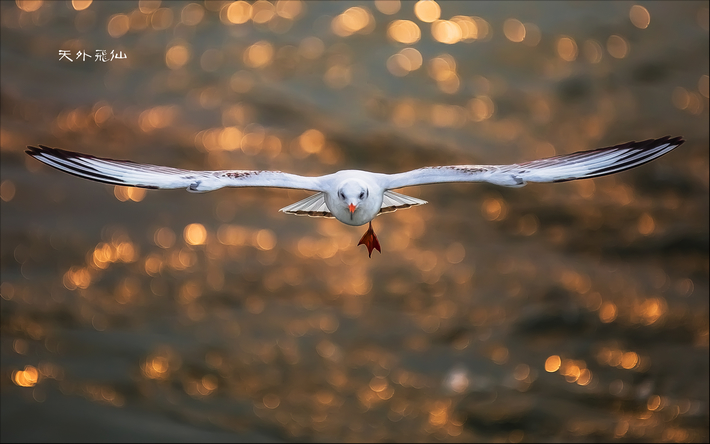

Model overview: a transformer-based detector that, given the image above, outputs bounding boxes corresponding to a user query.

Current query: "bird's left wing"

[384,136,683,190]
[26,145,323,192]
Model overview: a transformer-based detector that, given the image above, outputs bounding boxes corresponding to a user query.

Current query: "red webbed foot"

[357,222,381,258]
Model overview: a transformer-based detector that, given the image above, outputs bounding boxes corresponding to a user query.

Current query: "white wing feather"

[280,190,427,218]
[279,192,334,218]
[384,137,683,190]
[26,146,322,192]
[378,190,427,215]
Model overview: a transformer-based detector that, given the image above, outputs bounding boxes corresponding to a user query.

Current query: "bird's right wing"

[26,145,323,193]
[383,136,684,190]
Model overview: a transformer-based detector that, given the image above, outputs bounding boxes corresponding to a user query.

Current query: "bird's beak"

[348,203,356,214]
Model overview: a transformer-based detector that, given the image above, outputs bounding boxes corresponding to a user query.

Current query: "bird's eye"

[339,191,344,199]
[359,192,365,199]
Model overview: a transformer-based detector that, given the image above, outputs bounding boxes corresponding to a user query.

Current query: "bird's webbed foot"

[357,222,381,258]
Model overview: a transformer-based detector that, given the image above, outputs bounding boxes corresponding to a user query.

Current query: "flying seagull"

[26,136,683,257]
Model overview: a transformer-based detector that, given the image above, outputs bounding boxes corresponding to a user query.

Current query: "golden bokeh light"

[72,0,92,11]
[472,16,491,40]
[16,1,43,12]
[647,395,662,411]
[557,36,578,61]
[414,0,440,23]
[431,20,462,44]
[638,212,655,235]
[181,3,204,26]
[299,129,325,153]
[226,1,251,24]
[63,266,92,290]
[599,301,617,323]
[513,363,530,381]
[165,44,190,69]
[491,346,509,364]
[251,0,275,24]
[323,64,351,89]
[113,186,146,202]
[154,227,176,249]
[672,87,689,110]
[545,355,561,372]
[129,9,149,31]
[621,351,639,369]
[391,101,416,127]
[450,15,478,41]
[428,55,456,81]
[255,229,276,250]
[93,104,113,125]
[518,214,539,236]
[243,41,274,68]
[700,75,709,98]
[387,53,410,77]
[332,6,372,37]
[387,20,421,44]
[374,0,400,15]
[503,18,525,43]
[219,126,242,151]
[641,297,666,325]
[481,197,506,221]
[445,242,465,264]
[202,374,218,391]
[400,47,423,70]
[522,22,541,46]
[607,35,629,59]
[583,39,603,63]
[577,369,592,386]
[107,13,130,38]
[184,223,207,245]
[469,96,495,122]
[138,0,160,14]
[299,36,324,59]
[387,47,423,77]
[275,0,304,20]
[13,365,39,387]
[1,180,16,202]
[263,393,280,409]
[151,8,173,30]
[630,5,650,29]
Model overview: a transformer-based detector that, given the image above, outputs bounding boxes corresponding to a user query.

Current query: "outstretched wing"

[25,145,323,193]
[384,136,684,190]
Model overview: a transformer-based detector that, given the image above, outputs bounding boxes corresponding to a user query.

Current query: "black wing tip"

[25,145,140,166]
[616,136,684,150]
[26,144,94,160]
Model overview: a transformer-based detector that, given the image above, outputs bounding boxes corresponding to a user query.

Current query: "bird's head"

[337,179,370,216]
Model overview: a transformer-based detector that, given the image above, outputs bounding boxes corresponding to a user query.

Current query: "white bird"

[26,136,683,257]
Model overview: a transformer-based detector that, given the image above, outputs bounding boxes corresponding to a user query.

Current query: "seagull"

[26,136,683,257]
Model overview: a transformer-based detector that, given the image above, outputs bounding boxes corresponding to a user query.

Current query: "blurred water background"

[1,1,708,442]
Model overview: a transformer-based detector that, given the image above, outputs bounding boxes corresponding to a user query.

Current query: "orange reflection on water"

[545,355,561,372]
[387,20,421,44]
[13,365,39,387]
[630,5,650,29]
[107,13,129,38]
[431,20,462,44]
[332,6,373,37]
[414,0,440,23]
[504,18,525,43]
[557,36,578,61]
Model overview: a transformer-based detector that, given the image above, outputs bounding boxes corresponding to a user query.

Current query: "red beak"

[348,203,356,214]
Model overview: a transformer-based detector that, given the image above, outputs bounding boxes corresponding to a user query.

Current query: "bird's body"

[26,136,684,257]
